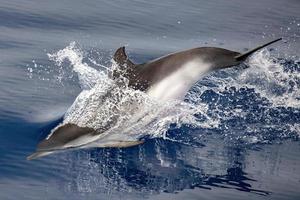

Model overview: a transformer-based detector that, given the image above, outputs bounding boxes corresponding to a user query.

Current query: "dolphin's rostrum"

[28,38,282,160]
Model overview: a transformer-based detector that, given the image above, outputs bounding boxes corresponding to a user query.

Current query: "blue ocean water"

[0,0,300,199]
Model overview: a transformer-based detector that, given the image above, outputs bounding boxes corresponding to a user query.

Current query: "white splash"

[47,42,215,146]
[240,50,300,108]
[189,49,300,108]
[48,42,106,90]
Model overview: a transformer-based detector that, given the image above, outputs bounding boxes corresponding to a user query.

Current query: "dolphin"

[27,38,282,160]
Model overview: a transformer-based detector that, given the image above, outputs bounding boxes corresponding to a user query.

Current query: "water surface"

[0,0,299,199]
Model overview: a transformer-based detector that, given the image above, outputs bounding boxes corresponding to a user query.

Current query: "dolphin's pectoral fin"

[101,140,144,148]
[113,46,136,68]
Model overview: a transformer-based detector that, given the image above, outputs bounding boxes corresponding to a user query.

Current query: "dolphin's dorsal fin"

[113,46,135,68]
[235,38,282,61]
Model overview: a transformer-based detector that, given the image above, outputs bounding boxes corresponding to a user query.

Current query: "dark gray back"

[127,47,241,91]
[113,39,282,92]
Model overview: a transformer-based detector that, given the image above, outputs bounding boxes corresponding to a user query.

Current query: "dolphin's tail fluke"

[235,38,282,61]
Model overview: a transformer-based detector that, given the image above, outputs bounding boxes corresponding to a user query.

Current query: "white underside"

[147,58,211,101]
